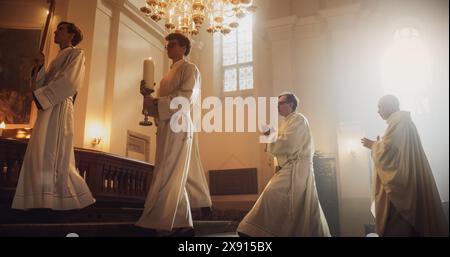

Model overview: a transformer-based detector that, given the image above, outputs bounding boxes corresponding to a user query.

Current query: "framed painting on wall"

[0,0,54,129]
[0,28,40,129]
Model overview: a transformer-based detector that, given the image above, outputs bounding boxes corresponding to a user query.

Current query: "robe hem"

[135,220,193,231]
[11,192,96,210]
[237,221,276,237]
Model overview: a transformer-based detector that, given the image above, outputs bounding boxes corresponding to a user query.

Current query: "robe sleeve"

[34,66,46,88]
[157,63,199,121]
[371,124,400,173]
[267,115,309,156]
[371,122,404,192]
[33,49,85,110]
[31,67,46,110]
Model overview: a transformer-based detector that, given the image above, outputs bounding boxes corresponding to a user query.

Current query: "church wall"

[81,3,113,151]
[65,0,100,150]
[108,6,165,162]
[262,0,449,235]
[55,0,167,164]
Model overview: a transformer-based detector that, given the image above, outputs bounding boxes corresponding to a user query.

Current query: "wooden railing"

[0,138,153,207]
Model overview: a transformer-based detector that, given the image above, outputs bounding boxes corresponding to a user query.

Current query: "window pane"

[224,68,237,92]
[222,30,237,66]
[221,14,253,93]
[238,15,253,63]
[239,65,253,90]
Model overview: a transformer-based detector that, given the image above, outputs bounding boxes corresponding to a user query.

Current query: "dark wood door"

[314,153,340,236]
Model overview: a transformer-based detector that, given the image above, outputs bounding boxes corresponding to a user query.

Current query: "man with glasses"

[237,92,331,237]
[136,33,212,236]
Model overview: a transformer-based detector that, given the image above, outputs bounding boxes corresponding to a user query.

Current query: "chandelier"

[140,0,257,36]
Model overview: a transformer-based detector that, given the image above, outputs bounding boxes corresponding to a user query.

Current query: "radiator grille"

[209,168,258,195]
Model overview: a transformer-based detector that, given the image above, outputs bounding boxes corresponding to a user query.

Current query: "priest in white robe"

[361,95,448,236]
[12,22,95,210]
[136,33,212,235]
[237,93,331,237]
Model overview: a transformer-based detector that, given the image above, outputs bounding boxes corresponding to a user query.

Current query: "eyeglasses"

[278,101,290,106]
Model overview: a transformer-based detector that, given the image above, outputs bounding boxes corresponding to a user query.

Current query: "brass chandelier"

[140,0,257,35]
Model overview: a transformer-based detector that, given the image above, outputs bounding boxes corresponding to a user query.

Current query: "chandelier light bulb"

[146,0,158,6]
[140,6,151,14]
[229,21,239,28]
[240,0,252,4]
[140,0,256,35]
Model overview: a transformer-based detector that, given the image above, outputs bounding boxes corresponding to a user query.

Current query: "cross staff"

[39,0,55,52]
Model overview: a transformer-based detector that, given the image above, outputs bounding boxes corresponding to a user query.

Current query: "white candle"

[0,121,5,136]
[143,57,155,89]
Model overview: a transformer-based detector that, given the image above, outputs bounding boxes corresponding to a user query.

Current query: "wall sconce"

[14,128,31,139]
[88,122,103,148]
[16,130,26,139]
[347,141,358,158]
[91,137,102,146]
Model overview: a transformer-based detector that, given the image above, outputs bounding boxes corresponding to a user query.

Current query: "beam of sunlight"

[381,27,432,115]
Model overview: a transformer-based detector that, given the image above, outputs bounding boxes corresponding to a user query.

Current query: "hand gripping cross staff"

[139,58,155,126]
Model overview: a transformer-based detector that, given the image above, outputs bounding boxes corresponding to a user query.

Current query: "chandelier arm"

[140,0,254,34]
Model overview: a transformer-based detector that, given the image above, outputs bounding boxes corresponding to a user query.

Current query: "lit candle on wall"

[143,57,155,89]
[88,122,103,147]
[0,121,5,136]
[16,130,26,139]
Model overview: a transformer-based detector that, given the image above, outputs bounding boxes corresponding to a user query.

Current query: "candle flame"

[16,130,26,139]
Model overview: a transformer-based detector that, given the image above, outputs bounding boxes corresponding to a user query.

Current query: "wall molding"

[318,3,360,19]
[98,0,166,52]
[264,15,297,41]
[265,3,362,41]
[319,3,361,31]
[122,0,166,39]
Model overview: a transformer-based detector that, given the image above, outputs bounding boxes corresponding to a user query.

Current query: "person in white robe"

[135,33,212,235]
[12,21,95,210]
[237,92,331,237]
[361,95,448,236]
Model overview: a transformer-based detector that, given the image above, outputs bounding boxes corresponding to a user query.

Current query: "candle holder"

[140,110,153,126]
[139,85,155,126]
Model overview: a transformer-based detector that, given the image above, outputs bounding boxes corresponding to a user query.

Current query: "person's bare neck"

[59,42,72,50]
[171,56,183,65]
